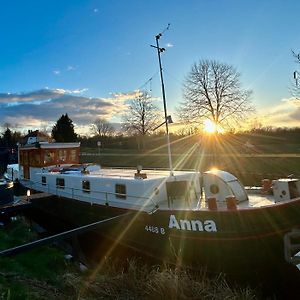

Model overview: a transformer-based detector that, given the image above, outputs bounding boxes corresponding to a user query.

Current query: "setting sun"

[203,119,224,134]
[203,119,217,133]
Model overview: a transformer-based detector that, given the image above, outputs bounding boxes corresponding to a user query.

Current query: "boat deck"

[30,165,282,212]
[44,167,196,180]
[157,191,276,211]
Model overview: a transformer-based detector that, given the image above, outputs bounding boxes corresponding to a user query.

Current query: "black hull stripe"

[169,227,290,241]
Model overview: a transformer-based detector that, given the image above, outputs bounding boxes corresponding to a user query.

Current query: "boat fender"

[226,196,237,210]
[207,197,217,210]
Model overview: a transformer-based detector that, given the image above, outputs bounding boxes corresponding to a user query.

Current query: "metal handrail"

[23,178,158,210]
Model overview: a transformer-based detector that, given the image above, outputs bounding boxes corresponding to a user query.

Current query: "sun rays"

[79,130,294,297]
[203,119,224,134]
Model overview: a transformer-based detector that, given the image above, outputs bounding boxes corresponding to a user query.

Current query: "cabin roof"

[20,142,81,150]
[204,169,238,182]
[41,167,198,181]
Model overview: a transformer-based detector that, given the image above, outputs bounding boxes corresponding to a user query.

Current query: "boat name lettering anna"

[168,215,217,232]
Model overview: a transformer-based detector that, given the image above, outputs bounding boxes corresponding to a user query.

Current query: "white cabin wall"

[30,167,44,184]
[32,170,201,211]
[203,174,231,202]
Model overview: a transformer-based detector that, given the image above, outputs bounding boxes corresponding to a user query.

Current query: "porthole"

[115,184,126,199]
[210,184,219,194]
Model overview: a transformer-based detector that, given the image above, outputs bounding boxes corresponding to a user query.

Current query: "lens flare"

[203,119,224,134]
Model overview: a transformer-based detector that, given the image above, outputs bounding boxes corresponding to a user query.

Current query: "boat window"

[58,150,67,162]
[29,151,41,166]
[82,180,90,193]
[115,184,126,199]
[69,149,77,161]
[210,184,219,194]
[56,178,65,189]
[42,176,46,186]
[44,150,55,164]
[288,181,300,199]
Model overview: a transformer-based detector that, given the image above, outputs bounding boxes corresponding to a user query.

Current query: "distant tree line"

[2,115,300,153]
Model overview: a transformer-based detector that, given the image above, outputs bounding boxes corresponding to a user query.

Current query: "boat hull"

[25,194,300,273]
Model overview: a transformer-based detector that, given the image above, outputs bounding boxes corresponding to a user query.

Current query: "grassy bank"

[80,147,300,186]
[0,218,260,299]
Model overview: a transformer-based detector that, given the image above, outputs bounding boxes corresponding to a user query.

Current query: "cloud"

[0,88,140,133]
[93,8,99,13]
[252,97,300,128]
[110,90,142,101]
[67,65,76,71]
[289,108,300,122]
[71,88,88,94]
[0,88,88,104]
[53,70,60,75]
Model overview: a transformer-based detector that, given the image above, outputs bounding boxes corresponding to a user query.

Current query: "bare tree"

[90,118,115,137]
[1,123,11,132]
[178,59,254,130]
[122,91,161,149]
[122,91,161,136]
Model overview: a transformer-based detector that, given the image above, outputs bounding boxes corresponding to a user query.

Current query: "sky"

[0,0,300,135]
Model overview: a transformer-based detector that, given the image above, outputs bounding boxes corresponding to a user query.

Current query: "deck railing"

[22,178,158,212]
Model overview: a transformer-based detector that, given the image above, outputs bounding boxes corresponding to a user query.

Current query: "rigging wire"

[130,24,171,97]
[137,71,159,94]
[136,24,171,95]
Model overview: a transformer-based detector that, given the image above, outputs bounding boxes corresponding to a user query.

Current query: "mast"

[151,27,173,175]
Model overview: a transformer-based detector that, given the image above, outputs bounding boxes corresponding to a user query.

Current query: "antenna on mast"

[161,23,170,34]
[150,24,173,175]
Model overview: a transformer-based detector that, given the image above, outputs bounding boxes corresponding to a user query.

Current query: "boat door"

[23,166,30,179]
[166,181,189,208]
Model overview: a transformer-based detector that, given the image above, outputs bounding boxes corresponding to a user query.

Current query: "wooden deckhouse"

[19,131,80,180]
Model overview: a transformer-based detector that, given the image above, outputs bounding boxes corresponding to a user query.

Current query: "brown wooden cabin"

[20,143,80,180]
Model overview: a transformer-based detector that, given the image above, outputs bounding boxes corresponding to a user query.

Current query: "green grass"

[80,144,300,186]
[0,219,70,299]
[61,258,258,300]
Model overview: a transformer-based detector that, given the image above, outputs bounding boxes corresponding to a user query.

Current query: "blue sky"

[0,0,300,134]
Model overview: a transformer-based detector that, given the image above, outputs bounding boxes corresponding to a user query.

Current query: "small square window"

[42,176,46,186]
[115,184,126,199]
[56,178,65,189]
[82,180,90,193]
